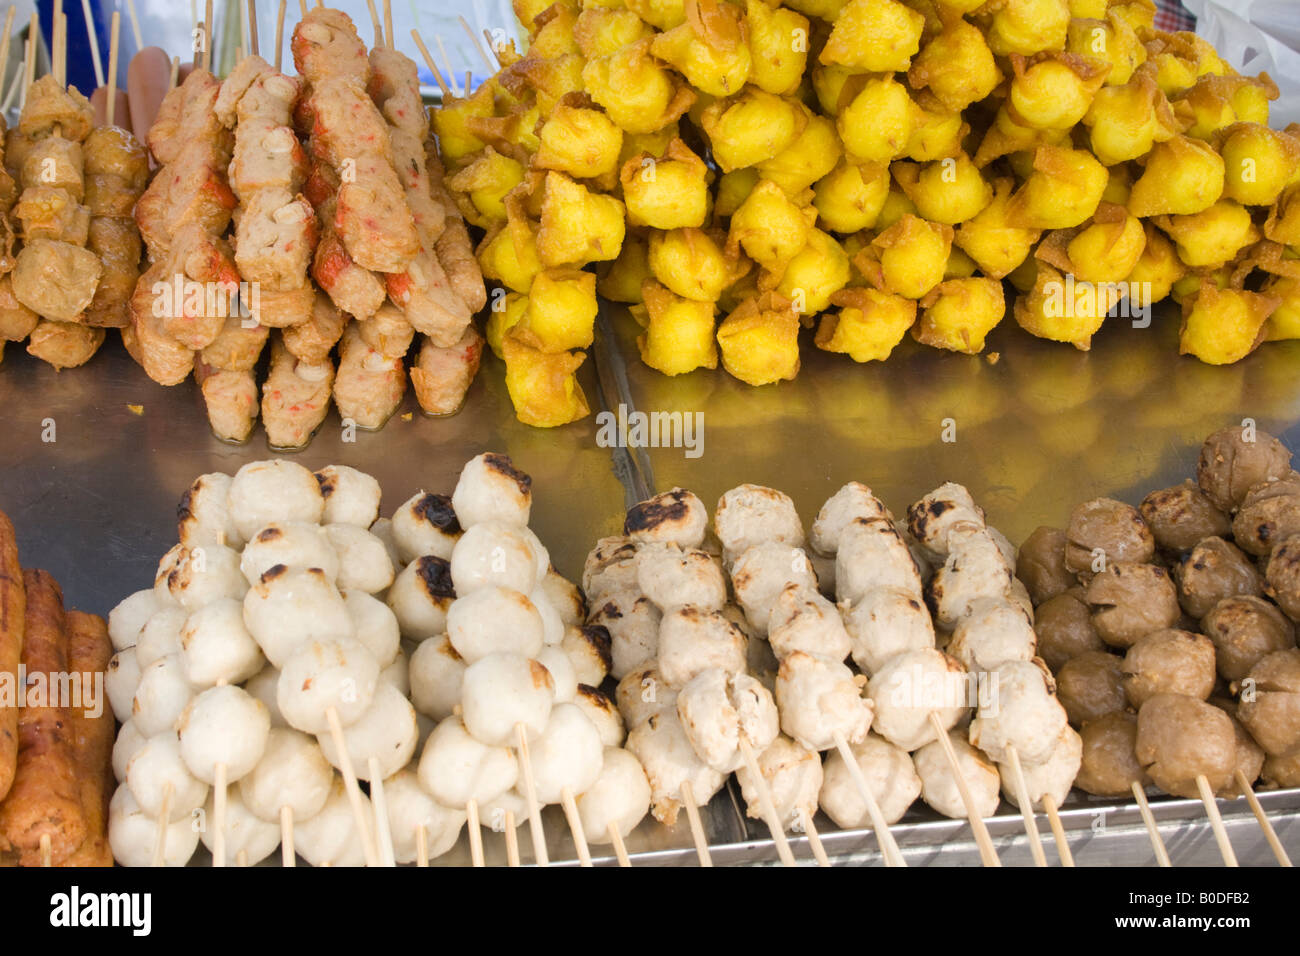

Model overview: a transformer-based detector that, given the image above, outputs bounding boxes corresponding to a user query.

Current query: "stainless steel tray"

[2,299,1298,865]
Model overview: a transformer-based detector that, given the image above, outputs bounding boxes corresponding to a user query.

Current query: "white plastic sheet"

[1186,0,1300,127]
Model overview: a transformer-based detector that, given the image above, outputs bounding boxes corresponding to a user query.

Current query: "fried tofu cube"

[621,139,711,230]
[728,179,812,273]
[953,178,1041,279]
[913,278,1005,354]
[649,227,744,302]
[716,292,801,385]
[651,1,752,97]
[478,217,544,293]
[1006,145,1109,230]
[501,332,591,427]
[1179,284,1279,365]
[856,214,952,299]
[701,89,806,173]
[537,171,626,267]
[515,268,598,353]
[775,228,851,315]
[746,0,809,96]
[534,101,624,180]
[820,0,923,73]
[815,287,916,362]
[813,160,890,234]
[1155,200,1260,269]
[1128,135,1226,217]
[637,280,718,375]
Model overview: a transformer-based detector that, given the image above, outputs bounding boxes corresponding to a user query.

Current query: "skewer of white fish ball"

[315,465,382,528]
[240,727,334,866]
[227,460,324,543]
[576,747,651,866]
[528,702,605,866]
[417,716,519,866]
[451,452,533,529]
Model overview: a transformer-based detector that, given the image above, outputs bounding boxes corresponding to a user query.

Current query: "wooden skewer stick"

[832,730,905,867]
[106,11,121,126]
[411,30,449,99]
[315,0,323,9]
[504,810,520,867]
[515,722,550,866]
[364,0,383,48]
[79,0,103,86]
[1196,774,1238,867]
[368,757,396,867]
[800,808,830,867]
[0,7,15,100]
[465,799,485,866]
[679,779,712,867]
[1041,794,1075,867]
[246,0,259,57]
[236,0,245,63]
[124,0,142,51]
[298,0,307,19]
[274,0,286,73]
[738,737,796,867]
[2,59,23,112]
[464,69,471,96]
[192,23,202,72]
[212,762,228,867]
[415,823,429,867]
[383,0,394,54]
[1005,745,1048,867]
[608,823,631,867]
[928,714,1000,867]
[281,805,296,867]
[325,707,380,867]
[204,0,213,72]
[482,28,502,67]
[459,15,493,71]
[152,782,174,867]
[53,0,64,87]
[40,833,52,867]
[1130,783,1171,867]
[434,34,459,98]
[560,787,592,867]
[1234,770,1291,866]
[169,55,179,91]
[22,12,36,102]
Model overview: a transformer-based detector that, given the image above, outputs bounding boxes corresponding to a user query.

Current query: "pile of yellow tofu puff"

[435,0,1300,427]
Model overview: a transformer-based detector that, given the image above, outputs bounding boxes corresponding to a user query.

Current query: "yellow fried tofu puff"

[1033,204,1147,284]
[902,97,968,162]
[944,246,979,279]
[812,62,864,117]
[1066,12,1146,86]
[636,280,719,374]
[532,99,624,180]
[773,227,852,316]
[486,292,529,358]
[1007,52,1110,130]
[1265,183,1300,246]
[701,89,807,172]
[582,38,695,135]
[649,227,748,302]
[621,139,712,230]
[1154,200,1261,270]
[1083,69,1178,166]
[746,0,810,96]
[984,0,1072,57]
[433,83,496,168]
[501,332,592,427]
[714,166,760,217]
[971,104,1071,168]
[1005,145,1109,230]
[874,184,919,231]
[530,3,582,58]
[1109,0,1156,32]
[727,178,815,274]
[513,0,575,35]
[537,171,627,267]
[1125,222,1186,303]
[1128,135,1225,217]
[757,112,843,195]
[1178,283,1280,365]
[815,286,917,362]
[912,278,1006,353]
[651,0,752,97]
[1262,276,1300,340]
[596,230,653,303]
[1171,74,1278,140]
[813,160,891,234]
[446,147,527,228]
[1012,263,1110,350]
[837,76,919,165]
[478,205,544,293]
[512,269,599,353]
[1219,124,1300,207]
[819,0,924,73]
[500,52,588,119]
[625,0,687,30]
[716,291,802,385]
[573,7,655,59]
[855,214,952,299]
[953,178,1042,278]
[907,17,1002,112]
[893,153,993,225]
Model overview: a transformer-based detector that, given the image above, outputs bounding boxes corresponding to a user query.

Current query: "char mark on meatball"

[414,493,462,534]
[625,493,690,535]
[256,526,284,542]
[580,624,614,670]
[416,555,456,598]
[483,453,532,494]
[176,486,196,524]
[314,470,337,499]
[260,563,289,583]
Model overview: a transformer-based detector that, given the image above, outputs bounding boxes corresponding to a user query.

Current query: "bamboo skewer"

[281,805,296,867]
[383,0,394,57]
[368,758,396,867]
[236,850,248,867]
[929,714,1000,867]
[22,12,36,102]
[832,731,905,867]
[1196,774,1239,867]
[434,33,459,98]
[1041,794,1075,867]
[608,824,632,867]
[1131,784,1171,867]
[125,0,142,52]
[411,30,449,98]
[0,6,15,98]
[1234,770,1291,866]
[800,808,830,867]
[738,737,796,867]
[560,788,593,867]
[415,824,428,867]
[106,11,121,126]
[465,800,485,866]
[78,0,103,86]
[1005,745,1048,867]
[325,708,380,867]
[504,811,520,867]
[212,762,228,867]
[247,0,259,57]
[204,0,212,72]
[152,782,173,867]
[169,55,179,91]
[364,0,382,47]
[298,0,307,19]
[679,779,712,867]
[40,833,52,867]
[274,0,287,71]
[515,723,549,866]
[459,15,493,72]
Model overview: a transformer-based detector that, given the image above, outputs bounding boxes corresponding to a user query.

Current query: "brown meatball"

[1121,629,1216,708]
[1135,694,1237,797]
[1173,537,1262,619]
[1034,589,1105,670]
[1197,425,1292,513]
[1201,596,1296,683]
[1264,535,1300,621]
[1076,711,1148,797]
[1016,526,1073,606]
[1056,650,1127,726]
[1237,648,1300,756]
[1064,498,1155,578]
[1232,487,1300,558]
[1206,699,1265,796]
[1085,562,1181,648]
[1262,750,1300,788]
[1139,480,1231,553]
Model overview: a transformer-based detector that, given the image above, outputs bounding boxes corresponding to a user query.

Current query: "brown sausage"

[0,570,87,865]
[126,46,173,149]
[59,611,114,867]
[0,510,24,802]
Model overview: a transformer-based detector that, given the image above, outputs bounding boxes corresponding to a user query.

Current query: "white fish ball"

[227,459,324,542]
[179,597,265,688]
[408,635,466,721]
[327,524,395,593]
[417,716,519,809]
[446,586,544,663]
[315,465,382,527]
[277,639,380,734]
[451,453,532,528]
[177,685,271,782]
[243,568,352,668]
